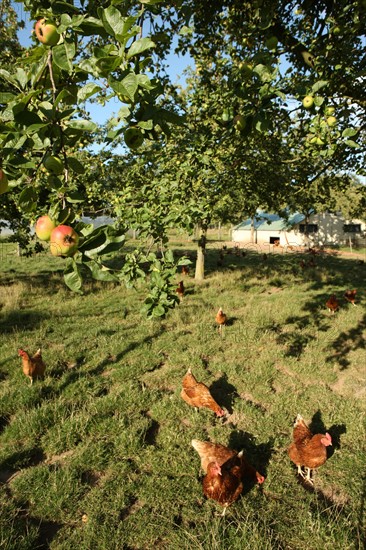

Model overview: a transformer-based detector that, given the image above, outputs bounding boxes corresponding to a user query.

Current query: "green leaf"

[84,259,119,282]
[64,259,83,293]
[67,157,85,174]
[100,6,125,37]
[342,128,358,138]
[65,119,97,132]
[311,80,328,93]
[18,187,37,212]
[345,139,359,148]
[77,83,103,102]
[121,73,138,101]
[52,43,75,72]
[126,38,155,59]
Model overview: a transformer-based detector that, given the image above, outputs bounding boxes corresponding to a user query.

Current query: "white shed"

[232,211,366,249]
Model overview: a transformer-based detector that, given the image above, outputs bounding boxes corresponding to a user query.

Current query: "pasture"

[0,237,365,549]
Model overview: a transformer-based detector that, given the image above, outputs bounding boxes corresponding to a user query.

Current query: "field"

[0,236,365,550]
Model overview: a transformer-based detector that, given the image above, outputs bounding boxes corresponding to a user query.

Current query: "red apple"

[0,169,9,194]
[35,215,57,241]
[50,225,79,257]
[35,19,60,47]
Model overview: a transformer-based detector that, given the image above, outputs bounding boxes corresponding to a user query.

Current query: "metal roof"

[233,211,306,231]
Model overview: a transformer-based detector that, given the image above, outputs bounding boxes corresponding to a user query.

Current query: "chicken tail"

[33,349,42,357]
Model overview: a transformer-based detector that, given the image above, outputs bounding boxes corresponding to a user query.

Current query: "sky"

[13,4,192,126]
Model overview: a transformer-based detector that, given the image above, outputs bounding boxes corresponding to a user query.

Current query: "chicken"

[18,348,46,385]
[299,259,306,269]
[215,307,227,335]
[181,368,225,417]
[176,280,185,301]
[192,440,265,515]
[192,439,265,484]
[288,414,332,483]
[181,265,189,276]
[326,294,339,313]
[344,289,357,306]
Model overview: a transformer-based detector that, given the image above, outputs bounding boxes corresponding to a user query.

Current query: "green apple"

[35,215,56,241]
[316,137,324,145]
[326,116,337,127]
[0,169,9,194]
[43,155,64,175]
[325,106,335,116]
[124,127,144,150]
[50,225,79,257]
[302,96,314,109]
[265,36,278,50]
[233,115,247,131]
[34,18,60,46]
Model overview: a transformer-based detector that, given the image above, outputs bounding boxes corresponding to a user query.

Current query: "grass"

[0,239,365,549]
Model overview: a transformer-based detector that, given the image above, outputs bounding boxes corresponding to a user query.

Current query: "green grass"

[0,241,365,549]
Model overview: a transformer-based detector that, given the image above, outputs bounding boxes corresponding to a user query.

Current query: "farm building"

[232,211,366,249]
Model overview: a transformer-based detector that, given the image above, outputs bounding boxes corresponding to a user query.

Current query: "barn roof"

[233,211,306,231]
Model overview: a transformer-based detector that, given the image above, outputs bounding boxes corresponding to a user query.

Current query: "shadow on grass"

[0,447,46,477]
[209,374,239,415]
[227,430,274,489]
[0,309,49,334]
[325,313,366,370]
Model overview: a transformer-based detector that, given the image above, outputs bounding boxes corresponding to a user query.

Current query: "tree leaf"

[67,156,85,174]
[77,83,103,102]
[52,43,75,72]
[126,38,155,59]
[65,119,97,132]
[311,80,328,92]
[18,187,37,212]
[64,259,83,293]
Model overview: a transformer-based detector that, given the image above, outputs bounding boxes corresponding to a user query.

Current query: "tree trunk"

[250,217,255,244]
[195,226,207,281]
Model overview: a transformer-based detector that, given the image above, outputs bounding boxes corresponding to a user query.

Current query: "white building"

[232,211,366,249]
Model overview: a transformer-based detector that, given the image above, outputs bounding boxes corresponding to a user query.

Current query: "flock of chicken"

[16,255,358,516]
[180,358,333,515]
[17,345,333,515]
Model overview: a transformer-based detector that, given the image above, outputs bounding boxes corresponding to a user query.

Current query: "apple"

[233,115,247,131]
[265,36,278,50]
[0,169,9,194]
[124,127,144,150]
[35,215,57,241]
[302,95,314,109]
[327,116,337,127]
[50,225,79,257]
[43,154,64,175]
[325,106,335,116]
[34,18,60,46]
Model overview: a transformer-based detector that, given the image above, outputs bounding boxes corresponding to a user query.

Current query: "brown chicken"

[181,368,225,417]
[191,439,265,484]
[176,280,185,301]
[181,265,189,276]
[192,440,264,515]
[215,307,227,326]
[288,414,332,483]
[18,348,46,385]
[326,294,339,313]
[344,289,357,305]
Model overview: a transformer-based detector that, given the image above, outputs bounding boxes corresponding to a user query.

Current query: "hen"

[18,348,46,385]
[192,440,264,515]
[344,289,357,305]
[192,439,265,484]
[215,307,227,334]
[181,368,225,417]
[176,280,185,301]
[181,265,189,276]
[326,294,339,313]
[288,414,332,483]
